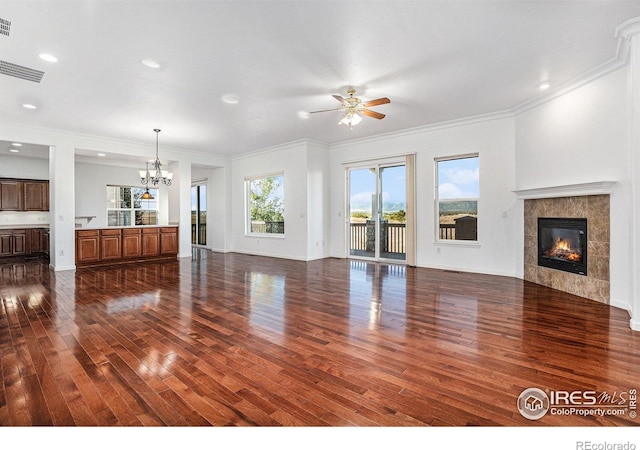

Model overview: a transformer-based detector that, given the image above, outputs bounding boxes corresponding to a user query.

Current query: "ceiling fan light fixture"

[338,110,362,128]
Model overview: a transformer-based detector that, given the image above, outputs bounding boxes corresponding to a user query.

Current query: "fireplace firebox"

[538,217,587,276]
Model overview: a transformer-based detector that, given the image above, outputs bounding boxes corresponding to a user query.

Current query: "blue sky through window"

[438,156,479,199]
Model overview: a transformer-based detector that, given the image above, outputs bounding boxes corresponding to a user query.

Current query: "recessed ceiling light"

[538,81,551,90]
[97,153,106,157]
[141,59,161,69]
[22,103,37,109]
[222,94,239,104]
[9,149,19,153]
[39,53,58,62]
[11,142,22,147]
[298,111,310,119]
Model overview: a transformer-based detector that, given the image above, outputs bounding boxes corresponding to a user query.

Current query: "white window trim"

[106,185,159,227]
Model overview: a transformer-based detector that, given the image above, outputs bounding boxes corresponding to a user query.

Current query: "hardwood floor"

[1,251,639,427]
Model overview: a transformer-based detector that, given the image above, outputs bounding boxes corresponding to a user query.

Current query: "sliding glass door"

[348,162,407,262]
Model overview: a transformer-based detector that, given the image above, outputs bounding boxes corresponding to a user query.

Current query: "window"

[106,186,158,226]
[246,174,284,235]
[436,154,479,241]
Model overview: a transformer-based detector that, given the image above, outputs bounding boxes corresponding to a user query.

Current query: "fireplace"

[538,217,587,276]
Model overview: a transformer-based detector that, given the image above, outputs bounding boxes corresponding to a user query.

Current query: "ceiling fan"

[309,89,390,128]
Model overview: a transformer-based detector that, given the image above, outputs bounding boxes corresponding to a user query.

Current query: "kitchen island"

[76,225,178,267]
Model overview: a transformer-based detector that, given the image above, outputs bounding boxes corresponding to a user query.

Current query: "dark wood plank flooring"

[1,251,639,426]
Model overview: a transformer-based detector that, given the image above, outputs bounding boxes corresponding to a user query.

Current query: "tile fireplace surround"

[523,194,610,304]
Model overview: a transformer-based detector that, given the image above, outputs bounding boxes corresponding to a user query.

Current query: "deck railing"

[349,222,464,254]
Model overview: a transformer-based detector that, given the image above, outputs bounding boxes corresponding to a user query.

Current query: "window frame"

[434,153,480,244]
[245,172,285,237]
[106,185,159,227]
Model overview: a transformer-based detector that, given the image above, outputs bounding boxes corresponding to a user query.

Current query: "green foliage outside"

[250,176,284,222]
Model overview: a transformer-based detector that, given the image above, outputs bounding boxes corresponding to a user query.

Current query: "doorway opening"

[191,183,207,246]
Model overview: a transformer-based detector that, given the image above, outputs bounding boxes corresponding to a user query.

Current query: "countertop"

[76,224,179,230]
[0,224,50,230]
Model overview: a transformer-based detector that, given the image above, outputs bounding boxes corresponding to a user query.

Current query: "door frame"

[344,155,415,264]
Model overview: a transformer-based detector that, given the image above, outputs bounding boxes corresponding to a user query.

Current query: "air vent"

[0,18,10,36]
[0,60,44,83]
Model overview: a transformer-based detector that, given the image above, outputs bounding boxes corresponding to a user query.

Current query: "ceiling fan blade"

[362,109,384,119]
[332,94,347,105]
[309,107,343,114]
[363,97,390,107]
[361,109,385,120]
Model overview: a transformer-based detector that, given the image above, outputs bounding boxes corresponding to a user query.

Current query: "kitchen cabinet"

[160,227,178,255]
[23,181,49,211]
[0,229,27,256]
[100,229,122,260]
[0,180,23,210]
[142,228,160,256]
[122,228,142,257]
[0,178,49,211]
[76,229,100,264]
[75,226,178,267]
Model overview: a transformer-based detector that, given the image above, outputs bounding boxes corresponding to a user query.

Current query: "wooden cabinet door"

[23,181,48,211]
[122,229,142,257]
[160,227,178,255]
[76,230,100,263]
[30,229,43,254]
[0,181,23,210]
[100,230,122,260]
[43,231,50,257]
[0,233,13,256]
[13,231,26,255]
[142,228,159,256]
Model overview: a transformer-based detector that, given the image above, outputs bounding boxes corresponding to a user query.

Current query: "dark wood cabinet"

[122,228,142,257]
[0,178,49,211]
[100,229,122,260]
[76,229,100,264]
[160,227,179,255]
[0,229,28,256]
[23,181,49,211]
[142,228,160,256]
[0,181,24,210]
[75,226,178,267]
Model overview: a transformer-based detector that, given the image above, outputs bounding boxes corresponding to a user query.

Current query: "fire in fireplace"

[538,217,587,276]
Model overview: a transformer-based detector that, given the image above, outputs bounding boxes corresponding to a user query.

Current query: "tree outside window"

[247,175,284,234]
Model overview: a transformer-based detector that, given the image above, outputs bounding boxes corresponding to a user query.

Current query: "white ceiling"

[1,1,640,159]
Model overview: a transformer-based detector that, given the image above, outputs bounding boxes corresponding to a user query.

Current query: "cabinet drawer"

[77,229,99,237]
[100,229,122,236]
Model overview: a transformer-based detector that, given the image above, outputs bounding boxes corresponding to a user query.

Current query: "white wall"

[230,141,315,260]
[0,155,49,179]
[515,67,632,311]
[75,161,171,228]
[306,141,331,260]
[329,115,518,277]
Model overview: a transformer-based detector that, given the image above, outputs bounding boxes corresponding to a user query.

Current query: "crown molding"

[512,17,640,116]
[230,138,328,161]
[330,110,514,150]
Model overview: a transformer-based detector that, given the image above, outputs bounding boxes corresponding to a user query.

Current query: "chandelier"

[139,128,173,186]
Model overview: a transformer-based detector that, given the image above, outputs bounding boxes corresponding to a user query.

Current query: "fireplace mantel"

[514,181,616,200]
